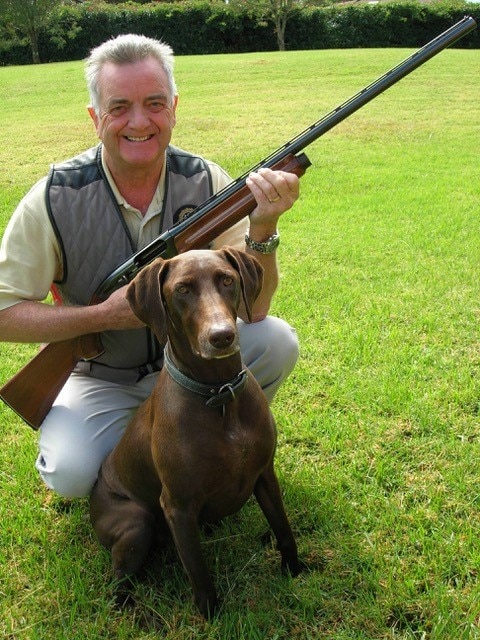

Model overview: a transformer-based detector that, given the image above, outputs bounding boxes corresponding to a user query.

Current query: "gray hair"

[85,33,177,114]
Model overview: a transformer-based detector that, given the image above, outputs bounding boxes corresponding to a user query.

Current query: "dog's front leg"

[254,464,305,576]
[161,493,217,618]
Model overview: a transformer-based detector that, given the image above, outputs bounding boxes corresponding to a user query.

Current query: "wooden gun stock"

[0,334,103,429]
[0,154,309,429]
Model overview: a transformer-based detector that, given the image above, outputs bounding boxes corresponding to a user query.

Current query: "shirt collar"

[100,146,166,217]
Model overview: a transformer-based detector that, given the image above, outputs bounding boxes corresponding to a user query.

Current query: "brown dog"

[89,247,303,618]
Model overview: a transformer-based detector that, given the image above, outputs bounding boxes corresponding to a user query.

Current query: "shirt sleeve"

[0,178,61,311]
[206,161,248,251]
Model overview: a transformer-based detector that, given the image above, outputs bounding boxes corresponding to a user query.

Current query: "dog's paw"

[113,578,136,610]
[281,557,308,578]
[195,591,219,620]
[115,589,135,609]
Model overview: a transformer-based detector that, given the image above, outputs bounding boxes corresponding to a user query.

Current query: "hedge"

[0,1,478,66]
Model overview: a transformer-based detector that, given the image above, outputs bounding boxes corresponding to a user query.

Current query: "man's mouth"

[125,135,154,142]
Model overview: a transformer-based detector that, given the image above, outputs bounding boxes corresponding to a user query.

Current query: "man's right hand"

[0,285,144,344]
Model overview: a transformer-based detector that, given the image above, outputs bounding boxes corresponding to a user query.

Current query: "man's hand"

[246,167,299,236]
[98,285,145,331]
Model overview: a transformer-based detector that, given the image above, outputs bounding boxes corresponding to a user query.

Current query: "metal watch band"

[244,231,280,255]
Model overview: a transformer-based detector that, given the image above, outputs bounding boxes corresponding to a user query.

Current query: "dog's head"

[126,247,264,354]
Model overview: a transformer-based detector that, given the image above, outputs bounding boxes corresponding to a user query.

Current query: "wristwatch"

[245,231,280,255]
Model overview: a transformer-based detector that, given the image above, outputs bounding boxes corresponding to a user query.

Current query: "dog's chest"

[209,417,275,491]
[199,431,273,520]
[156,410,275,515]
[225,418,273,465]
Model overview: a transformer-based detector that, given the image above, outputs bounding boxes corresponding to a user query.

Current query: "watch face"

[245,232,280,254]
[264,234,280,253]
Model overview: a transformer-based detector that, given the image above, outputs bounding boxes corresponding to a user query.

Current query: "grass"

[1,44,480,639]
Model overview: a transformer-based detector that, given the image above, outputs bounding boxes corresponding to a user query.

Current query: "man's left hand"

[246,167,300,232]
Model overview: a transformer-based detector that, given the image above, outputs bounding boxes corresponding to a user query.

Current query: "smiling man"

[88,57,178,207]
[0,34,300,499]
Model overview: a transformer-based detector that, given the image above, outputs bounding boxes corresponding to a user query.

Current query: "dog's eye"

[175,285,189,295]
[222,276,234,287]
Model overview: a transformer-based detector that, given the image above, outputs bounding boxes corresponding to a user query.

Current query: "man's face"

[88,57,178,174]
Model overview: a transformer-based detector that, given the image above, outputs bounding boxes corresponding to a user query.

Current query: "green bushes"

[288,2,479,49]
[1,0,478,65]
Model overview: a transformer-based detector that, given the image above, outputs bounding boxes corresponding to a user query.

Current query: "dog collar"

[163,345,248,408]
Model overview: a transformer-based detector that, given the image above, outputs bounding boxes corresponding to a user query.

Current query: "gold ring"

[269,195,280,203]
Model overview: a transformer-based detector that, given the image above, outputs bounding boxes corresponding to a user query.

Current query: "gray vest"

[46,143,213,369]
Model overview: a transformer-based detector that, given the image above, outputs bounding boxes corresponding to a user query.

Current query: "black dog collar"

[163,345,248,408]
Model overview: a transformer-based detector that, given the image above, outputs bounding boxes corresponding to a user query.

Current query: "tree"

[0,0,76,64]
[230,0,309,51]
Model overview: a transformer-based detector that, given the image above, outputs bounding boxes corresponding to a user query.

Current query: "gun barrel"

[263,15,477,162]
[170,16,476,235]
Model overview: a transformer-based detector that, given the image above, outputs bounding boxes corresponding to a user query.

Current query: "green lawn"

[1,44,479,639]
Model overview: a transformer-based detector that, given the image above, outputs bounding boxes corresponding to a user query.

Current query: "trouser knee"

[36,405,112,498]
[36,450,101,498]
[238,316,299,402]
[34,374,151,498]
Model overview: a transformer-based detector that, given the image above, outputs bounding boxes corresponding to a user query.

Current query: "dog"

[89,247,304,618]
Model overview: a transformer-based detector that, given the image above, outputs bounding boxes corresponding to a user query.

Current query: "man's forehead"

[99,59,168,85]
[98,59,170,101]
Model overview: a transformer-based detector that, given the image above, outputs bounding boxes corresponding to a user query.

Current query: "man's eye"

[110,105,127,116]
[149,101,166,112]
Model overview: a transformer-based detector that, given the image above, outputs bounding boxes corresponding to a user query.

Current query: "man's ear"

[169,94,179,129]
[126,258,169,343]
[87,105,99,130]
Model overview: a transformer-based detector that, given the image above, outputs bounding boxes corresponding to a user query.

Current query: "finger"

[257,168,299,201]
[247,170,283,205]
[246,172,275,204]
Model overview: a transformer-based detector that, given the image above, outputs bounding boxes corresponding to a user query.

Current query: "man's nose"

[129,105,150,128]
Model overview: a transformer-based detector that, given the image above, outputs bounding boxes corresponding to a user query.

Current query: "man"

[0,34,300,498]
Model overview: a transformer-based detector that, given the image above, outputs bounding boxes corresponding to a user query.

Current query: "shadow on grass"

[41,475,388,638]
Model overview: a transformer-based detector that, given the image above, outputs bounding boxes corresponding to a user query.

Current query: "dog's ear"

[220,247,264,322]
[126,257,169,343]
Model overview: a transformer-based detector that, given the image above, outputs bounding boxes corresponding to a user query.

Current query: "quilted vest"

[46,143,213,369]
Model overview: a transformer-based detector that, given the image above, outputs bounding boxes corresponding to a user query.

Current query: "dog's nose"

[209,324,236,350]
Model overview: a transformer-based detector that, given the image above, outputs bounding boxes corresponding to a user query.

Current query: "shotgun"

[1,16,476,429]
